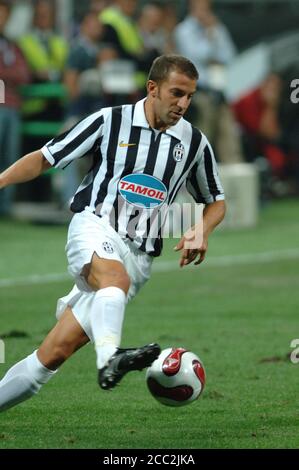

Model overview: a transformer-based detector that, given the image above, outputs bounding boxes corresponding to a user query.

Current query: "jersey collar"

[133,98,184,141]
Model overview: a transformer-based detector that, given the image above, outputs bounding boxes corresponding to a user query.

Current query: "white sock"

[90,287,126,369]
[0,350,57,412]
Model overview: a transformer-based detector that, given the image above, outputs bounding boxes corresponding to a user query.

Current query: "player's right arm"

[0,150,51,190]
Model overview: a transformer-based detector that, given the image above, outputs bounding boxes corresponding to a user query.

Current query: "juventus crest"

[102,241,114,254]
[173,143,185,162]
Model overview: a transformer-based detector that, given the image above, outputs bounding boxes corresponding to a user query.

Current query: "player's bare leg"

[84,253,131,293]
[0,307,89,412]
[38,306,90,369]
[83,253,160,389]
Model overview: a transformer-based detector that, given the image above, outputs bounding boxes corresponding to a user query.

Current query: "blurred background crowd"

[0,0,299,218]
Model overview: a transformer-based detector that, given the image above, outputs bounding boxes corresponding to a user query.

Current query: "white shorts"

[56,209,153,340]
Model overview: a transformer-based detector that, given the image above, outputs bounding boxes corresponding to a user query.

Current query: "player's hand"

[174,225,208,268]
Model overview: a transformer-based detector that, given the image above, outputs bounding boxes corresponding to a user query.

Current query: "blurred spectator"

[59,11,117,207]
[64,11,111,122]
[3,0,31,39]
[99,0,158,94]
[174,0,243,164]
[138,2,171,55]
[17,0,68,120]
[90,0,111,15]
[161,1,178,53]
[233,73,299,194]
[16,0,69,203]
[0,0,30,216]
[174,0,236,88]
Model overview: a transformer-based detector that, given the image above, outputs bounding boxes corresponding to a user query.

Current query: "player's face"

[149,71,197,130]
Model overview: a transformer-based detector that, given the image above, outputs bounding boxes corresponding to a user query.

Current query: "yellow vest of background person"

[18,33,68,115]
[100,7,146,89]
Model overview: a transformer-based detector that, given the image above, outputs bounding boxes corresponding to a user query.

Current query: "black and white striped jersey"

[42,98,224,257]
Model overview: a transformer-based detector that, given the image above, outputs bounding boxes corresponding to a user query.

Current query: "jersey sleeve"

[186,135,225,204]
[41,110,105,169]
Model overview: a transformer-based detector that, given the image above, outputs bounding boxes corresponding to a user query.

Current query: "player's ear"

[147,80,158,98]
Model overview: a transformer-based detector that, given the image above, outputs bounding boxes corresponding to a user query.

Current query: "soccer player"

[0,55,225,412]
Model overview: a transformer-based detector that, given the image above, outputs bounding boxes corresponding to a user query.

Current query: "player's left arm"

[174,200,226,268]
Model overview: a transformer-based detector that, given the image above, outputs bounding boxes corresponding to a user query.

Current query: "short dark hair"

[147,55,199,84]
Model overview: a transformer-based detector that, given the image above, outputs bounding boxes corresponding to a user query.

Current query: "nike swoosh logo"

[119,141,137,148]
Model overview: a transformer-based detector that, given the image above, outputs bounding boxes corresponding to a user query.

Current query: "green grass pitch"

[0,199,299,449]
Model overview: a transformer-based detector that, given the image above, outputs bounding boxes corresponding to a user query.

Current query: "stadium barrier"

[218,163,259,228]
[20,82,66,137]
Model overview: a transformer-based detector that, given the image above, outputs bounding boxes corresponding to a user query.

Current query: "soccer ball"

[146,347,206,407]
